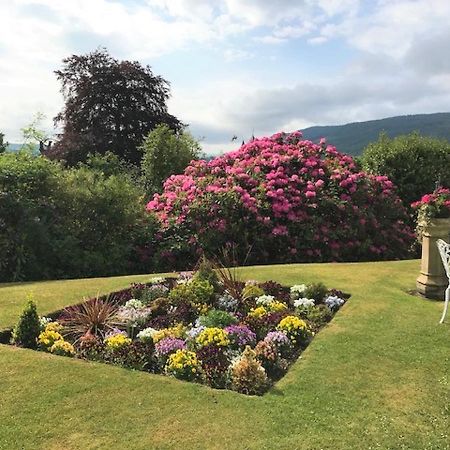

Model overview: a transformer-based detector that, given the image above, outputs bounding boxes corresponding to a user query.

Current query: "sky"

[1,0,450,154]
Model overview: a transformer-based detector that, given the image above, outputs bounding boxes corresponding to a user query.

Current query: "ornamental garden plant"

[147,131,414,269]
[10,262,349,395]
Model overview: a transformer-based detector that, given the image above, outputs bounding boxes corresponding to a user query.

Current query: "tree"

[46,48,181,166]
[0,132,8,153]
[360,132,450,208]
[21,112,52,153]
[141,124,202,195]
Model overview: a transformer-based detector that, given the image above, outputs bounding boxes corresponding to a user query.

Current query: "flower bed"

[11,266,349,395]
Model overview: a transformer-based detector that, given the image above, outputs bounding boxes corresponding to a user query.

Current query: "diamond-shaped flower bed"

[10,264,349,395]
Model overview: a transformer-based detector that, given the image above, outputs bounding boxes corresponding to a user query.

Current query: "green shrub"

[198,309,238,328]
[305,305,333,332]
[361,132,450,208]
[11,299,41,349]
[0,151,154,281]
[304,283,328,302]
[141,124,201,196]
[168,280,215,306]
[193,256,220,289]
[242,285,264,301]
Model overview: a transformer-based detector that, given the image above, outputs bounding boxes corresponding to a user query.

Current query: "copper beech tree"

[46,48,181,166]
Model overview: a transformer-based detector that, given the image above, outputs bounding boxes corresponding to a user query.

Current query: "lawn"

[0,259,449,450]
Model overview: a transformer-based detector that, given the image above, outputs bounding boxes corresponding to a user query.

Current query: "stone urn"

[416,218,450,299]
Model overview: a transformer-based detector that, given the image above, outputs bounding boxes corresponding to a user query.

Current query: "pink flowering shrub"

[411,187,450,221]
[147,131,414,268]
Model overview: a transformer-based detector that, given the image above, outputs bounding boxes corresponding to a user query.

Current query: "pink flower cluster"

[411,187,450,219]
[147,131,414,267]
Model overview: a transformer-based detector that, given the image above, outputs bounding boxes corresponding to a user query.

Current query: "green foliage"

[0,152,63,280]
[0,152,154,281]
[361,132,450,207]
[193,256,220,289]
[198,309,238,328]
[0,132,8,154]
[21,112,50,153]
[242,285,265,301]
[141,124,201,195]
[304,283,328,302]
[11,299,40,349]
[168,279,215,306]
[304,305,333,332]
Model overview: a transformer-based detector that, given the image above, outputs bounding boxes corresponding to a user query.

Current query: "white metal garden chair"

[436,239,450,324]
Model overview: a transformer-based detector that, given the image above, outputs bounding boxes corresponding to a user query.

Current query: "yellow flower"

[151,323,186,343]
[50,340,75,357]
[104,334,131,351]
[277,316,309,343]
[45,321,62,333]
[248,306,268,319]
[38,330,63,350]
[267,301,288,312]
[196,327,230,347]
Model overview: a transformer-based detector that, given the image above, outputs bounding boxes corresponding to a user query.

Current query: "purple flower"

[264,331,290,348]
[224,324,256,347]
[155,337,186,357]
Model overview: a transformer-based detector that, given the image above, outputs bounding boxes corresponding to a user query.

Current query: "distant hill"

[301,112,450,155]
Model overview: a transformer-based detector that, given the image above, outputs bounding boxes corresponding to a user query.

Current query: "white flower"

[256,295,275,306]
[245,279,259,286]
[186,326,206,340]
[324,295,345,310]
[293,297,315,308]
[137,327,157,342]
[124,299,144,309]
[148,277,165,284]
[290,284,307,299]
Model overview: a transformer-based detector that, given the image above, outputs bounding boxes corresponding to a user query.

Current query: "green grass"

[1,260,449,450]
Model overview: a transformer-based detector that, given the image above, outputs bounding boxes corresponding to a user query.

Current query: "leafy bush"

[168,279,214,308]
[231,346,268,395]
[196,344,230,388]
[361,132,450,209]
[148,131,413,268]
[198,309,238,328]
[303,283,328,303]
[11,299,41,349]
[0,152,154,281]
[141,124,201,196]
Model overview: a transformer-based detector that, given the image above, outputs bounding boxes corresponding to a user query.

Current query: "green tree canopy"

[360,132,450,207]
[141,124,202,196]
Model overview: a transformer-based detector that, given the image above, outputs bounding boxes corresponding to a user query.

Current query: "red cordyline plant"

[147,131,414,268]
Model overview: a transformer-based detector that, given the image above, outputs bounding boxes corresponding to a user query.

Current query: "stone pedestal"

[416,218,450,299]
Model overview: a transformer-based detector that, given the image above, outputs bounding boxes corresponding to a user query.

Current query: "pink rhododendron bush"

[147,131,414,268]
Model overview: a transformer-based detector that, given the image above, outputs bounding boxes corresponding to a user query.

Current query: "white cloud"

[1,0,450,155]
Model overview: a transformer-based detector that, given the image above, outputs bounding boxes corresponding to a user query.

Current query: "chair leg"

[439,286,450,324]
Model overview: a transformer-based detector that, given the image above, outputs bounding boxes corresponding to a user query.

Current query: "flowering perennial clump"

[155,337,186,357]
[196,327,230,348]
[147,131,413,268]
[13,272,349,395]
[104,333,132,351]
[165,349,201,381]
